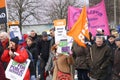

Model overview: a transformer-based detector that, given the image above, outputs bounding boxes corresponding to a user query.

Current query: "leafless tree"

[7,0,45,31]
[41,0,85,24]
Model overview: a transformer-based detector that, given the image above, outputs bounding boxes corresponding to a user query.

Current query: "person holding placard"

[1,37,30,80]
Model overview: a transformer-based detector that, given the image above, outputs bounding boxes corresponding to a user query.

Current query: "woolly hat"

[10,37,19,44]
[42,31,48,37]
[108,35,116,39]
[96,33,104,37]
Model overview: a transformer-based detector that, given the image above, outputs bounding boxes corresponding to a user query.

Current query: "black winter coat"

[26,43,39,75]
[38,39,50,62]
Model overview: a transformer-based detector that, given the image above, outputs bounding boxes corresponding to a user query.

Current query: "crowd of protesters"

[0,28,120,80]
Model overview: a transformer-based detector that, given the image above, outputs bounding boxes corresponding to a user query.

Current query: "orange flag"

[67,7,89,47]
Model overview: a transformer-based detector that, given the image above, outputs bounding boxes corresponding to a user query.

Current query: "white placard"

[5,59,30,80]
[9,26,22,40]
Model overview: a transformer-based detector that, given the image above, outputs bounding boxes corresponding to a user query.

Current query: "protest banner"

[54,19,73,54]
[5,59,30,80]
[0,0,7,24]
[0,0,7,31]
[68,0,110,36]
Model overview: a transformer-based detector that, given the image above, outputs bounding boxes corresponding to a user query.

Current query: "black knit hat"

[42,31,48,37]
[10,37,19,44]
[108,35,116,39]
[96,33,104,37]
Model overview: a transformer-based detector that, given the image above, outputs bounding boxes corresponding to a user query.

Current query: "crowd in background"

[0,28,120,80]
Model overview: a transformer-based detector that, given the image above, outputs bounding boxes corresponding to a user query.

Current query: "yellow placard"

[53,19,66,27]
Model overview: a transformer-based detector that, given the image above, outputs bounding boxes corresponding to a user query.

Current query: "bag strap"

[55,60,60,71]
[26,49,34,62]
[90,47,93,62]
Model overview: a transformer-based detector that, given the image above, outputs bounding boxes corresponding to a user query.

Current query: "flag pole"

[5,0,8,32]
[114,0,117,28]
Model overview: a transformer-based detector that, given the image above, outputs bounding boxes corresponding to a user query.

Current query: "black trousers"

[77,69,90,80]
[40,59,47,80]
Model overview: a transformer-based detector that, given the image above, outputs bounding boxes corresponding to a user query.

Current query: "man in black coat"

[38,31,51,80]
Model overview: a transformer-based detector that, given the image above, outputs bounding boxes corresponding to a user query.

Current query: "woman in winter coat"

[1,37,30,80]
[51,44,74,80]
[26,36,39,79]
[72,41,90,80]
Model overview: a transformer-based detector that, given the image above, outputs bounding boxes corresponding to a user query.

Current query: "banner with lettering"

[5,59,30,80]
[68,0,110,36]
[0,0,7,24]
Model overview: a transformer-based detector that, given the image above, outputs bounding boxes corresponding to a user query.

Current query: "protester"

[0,32,9,46]
[0,41,4,60]
[107,35,117,53]
[49,28,55,46]
[29,30,41,78]
[45,28,55,77]
[26,36,39,80]
[20,34,28,47]
[0,32,9,48]
[87,34,113,80]
[72,41,90,80]
[51,43,74,80]
[29,30,40,44]
[111,30,119,38]
[96,28,104,35]
[0,32,9,69]
[0,61,6,80]
[1,37,30,80]
[38,31,51,80]
[112,38,120,80]
[106,35,116,80]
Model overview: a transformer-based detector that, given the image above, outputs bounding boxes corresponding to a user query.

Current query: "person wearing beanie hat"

[107,35,116,52]
[1,37,30,80]
[42,31,48,37]
[96,28,104,35]
[10,37,19,44]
